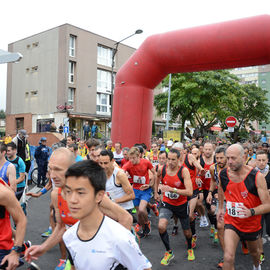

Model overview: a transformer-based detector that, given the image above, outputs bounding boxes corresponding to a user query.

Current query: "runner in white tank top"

[99,150,135,210]
[106,167,134,210]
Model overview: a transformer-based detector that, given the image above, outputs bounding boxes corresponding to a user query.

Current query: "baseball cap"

[18,129,28,137]
[40,137,47,141]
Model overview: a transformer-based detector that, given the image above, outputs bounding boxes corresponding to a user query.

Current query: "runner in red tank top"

[218,144,270,270]
[197,142,215,229]
[156,148,194,265]
[185,147,204,248]
[0,181,27,269]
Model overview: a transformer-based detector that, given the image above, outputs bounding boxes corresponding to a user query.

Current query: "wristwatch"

[250,208,255,216]
[11,246,23,253]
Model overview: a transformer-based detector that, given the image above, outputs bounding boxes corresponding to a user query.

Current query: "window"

[97,45,112,67]
[32,42,39,47]
[96,93,111,114]
[31,66,38,72]
[97,69,112,93]
[16,118,24,132]
[69,61,75,83]
[69,35,76,57]
[31,90,38,96]
[162,113,168,120]
[68,88,75,107]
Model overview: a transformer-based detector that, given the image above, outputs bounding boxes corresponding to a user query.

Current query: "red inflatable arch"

[111,15,270,148]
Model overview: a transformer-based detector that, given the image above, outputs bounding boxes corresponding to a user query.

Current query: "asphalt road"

[20,189,270,270]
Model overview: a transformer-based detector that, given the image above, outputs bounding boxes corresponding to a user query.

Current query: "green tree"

[0,110,5,119]
[225,83,270,142]
[154,70,241,139]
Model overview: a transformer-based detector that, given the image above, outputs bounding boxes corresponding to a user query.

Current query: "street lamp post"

[110,29,143,119]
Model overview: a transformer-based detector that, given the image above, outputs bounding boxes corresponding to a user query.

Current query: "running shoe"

[187,249,195,261]
[144,221,151,235]
[172,226,178,236]
[55,259,66,270]
[150,203,159,216]
[241,241,249,255]
[203,216,209,227]
[64,260,71,270]
[134,223,142,233]
[160,251,174,265]
[41,227,52,238]
[260,253,265,264]
[137,221,151,238]
[217,258,224,268]
[192,235,197,249]
[210,226,215,238]
[213,231,219,244]
[132,208,137,214]
[199,216,209,227]
[131,226,140,245]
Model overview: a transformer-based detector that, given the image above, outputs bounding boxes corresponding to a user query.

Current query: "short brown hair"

[128,147,140,157]
[86,138,100,149]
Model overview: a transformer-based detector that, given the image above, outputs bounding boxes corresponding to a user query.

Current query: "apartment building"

[6,24,135,138]
[231,64,270,133]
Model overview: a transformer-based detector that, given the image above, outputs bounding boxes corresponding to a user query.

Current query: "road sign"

[63,126,69,134]
[228,127,234,133]
[225,116,237,128]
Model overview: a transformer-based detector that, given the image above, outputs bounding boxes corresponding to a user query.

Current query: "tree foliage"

[154,70,270,141]
[0,110,5,119]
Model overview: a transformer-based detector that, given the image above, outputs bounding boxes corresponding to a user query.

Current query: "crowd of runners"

[0,132,270,270]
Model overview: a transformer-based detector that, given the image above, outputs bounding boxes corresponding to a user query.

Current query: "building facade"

[231,64,270,135]
[6,24,135,139]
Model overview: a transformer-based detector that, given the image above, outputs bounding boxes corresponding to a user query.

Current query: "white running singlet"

[106,167,134,210]
[63,216,152,270]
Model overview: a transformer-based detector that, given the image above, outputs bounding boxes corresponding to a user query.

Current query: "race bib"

[152,160,159,167]
[133,175,146,184]
[164,191,179,200]
[226,201,244,217]
[205,170,211,178]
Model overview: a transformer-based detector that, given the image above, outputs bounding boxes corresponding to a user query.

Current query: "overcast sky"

[1,0,270,110]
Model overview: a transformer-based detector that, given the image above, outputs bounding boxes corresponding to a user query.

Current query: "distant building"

[0,118,5,138]
[231,64,270,135]
[6,24,135,138]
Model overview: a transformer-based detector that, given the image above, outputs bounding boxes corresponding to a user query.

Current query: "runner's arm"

[190,154,204,173]
[99,195,132,230]
[7,164,17,192]
[217,177,225,211]
[114,171,135,203]
[207,165,216,204]
[25,188,66,262]
[26,179,52,198]
[252,173,270,215]
[177,167,192,197]
[0,185,27,269]
[149,167,157,188]
[1,186,27,247]
[16,172,25,184]
[217,175,225,222]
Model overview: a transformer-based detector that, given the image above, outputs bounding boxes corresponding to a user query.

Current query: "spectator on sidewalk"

[83,121,90,140]
[34,137,50,188]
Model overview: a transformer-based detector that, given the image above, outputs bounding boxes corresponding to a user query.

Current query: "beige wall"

[8,28,59,115]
